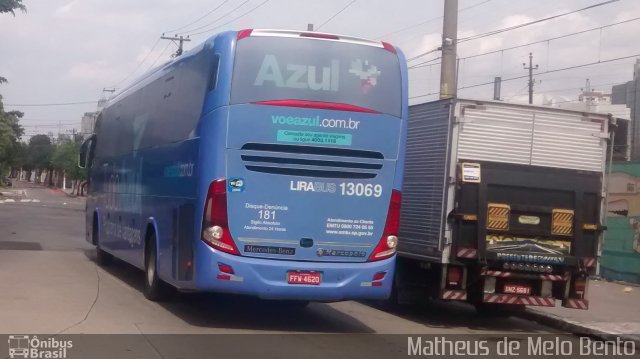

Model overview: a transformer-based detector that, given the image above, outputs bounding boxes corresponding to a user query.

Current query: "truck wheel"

[94,217,113,266]
[474,303,525,318]
[144,234,174,301]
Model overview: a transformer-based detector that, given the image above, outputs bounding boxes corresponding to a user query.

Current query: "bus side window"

[208,54,220,92]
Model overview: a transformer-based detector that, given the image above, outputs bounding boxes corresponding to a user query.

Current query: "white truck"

[395,98,614,314]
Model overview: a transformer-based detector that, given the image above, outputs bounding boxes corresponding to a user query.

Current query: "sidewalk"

[522,279,640,343]
[51,186,78,197]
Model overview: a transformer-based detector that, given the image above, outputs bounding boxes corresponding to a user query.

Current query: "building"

[80,96,109,135]
[556,84,631,162]
[80,112,97,135]
[612,60,640,160]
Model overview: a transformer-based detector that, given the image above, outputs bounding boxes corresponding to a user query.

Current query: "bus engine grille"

[240,143,384,179]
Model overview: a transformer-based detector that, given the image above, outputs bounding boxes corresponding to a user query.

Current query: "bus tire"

[94,215,113,266]
[144,233,174,301]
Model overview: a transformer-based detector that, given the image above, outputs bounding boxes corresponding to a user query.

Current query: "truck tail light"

[574,277,587,299]
[202,179,240,255]
[447,266,462,286]
[552,209,574,236]
[487,203,510,231]
[369,190,401,261]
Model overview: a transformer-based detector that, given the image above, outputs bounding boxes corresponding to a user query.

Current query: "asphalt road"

[0,182,565,357]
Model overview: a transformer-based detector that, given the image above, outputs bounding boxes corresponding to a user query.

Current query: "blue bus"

[79,29,408,303]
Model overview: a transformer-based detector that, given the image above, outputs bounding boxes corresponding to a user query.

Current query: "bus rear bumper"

[194,250,395,301]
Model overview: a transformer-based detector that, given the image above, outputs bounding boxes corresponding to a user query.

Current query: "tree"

[0,0,26,16]
[52,138,86,194]
[27,135,53,182]
[0,0,26,180]
[0,82,24,177]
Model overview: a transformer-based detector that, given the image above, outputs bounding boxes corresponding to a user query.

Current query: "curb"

[519,309,640,346]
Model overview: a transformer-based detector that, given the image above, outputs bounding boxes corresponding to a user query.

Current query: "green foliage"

[0,0,26,16]
[0,3,27,174]
[0,80,25,175]
[52,138,86,181]
[27,134,53,170]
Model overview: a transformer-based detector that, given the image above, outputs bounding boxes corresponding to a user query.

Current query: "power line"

[160,34,191,57]
[316,0,357,31]
[21,123,80,127]
[539,81,625,94]
[504,83,531,100]
[409,57,441,69]
[146,42,174,71]
[164,0,230,34]
[408,16,640,68]
[459,16,640,60]
[187,0,271,37]
[407,48,441,62]
[374,0,491,40]
[113,37,162,87]
[458,0,620,43]
[457,54,640,91]
[180,0,251,36]
[5,101,99,107]
[410,54,639,99]
[408,0,622,62]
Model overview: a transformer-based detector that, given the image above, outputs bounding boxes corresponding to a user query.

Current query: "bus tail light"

[202,179,240,255]
[382,41,397,54]
[237,29,253,40]
[369,190,401,261]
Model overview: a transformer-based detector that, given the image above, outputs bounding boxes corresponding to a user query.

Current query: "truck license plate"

[287,271,321,285]
[503,284,531,295]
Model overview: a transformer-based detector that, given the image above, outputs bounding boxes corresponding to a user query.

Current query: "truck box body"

[397,98,611,310]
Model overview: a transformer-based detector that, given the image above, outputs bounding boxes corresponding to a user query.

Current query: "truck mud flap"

[563,298,589,310]
[441,289,467,301]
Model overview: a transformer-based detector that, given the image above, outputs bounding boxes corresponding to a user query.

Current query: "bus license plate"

[504,284,531,295]
[287,272,321,285]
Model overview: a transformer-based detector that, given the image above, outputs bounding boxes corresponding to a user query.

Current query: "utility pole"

[523,52,539,104]
[161,34,191,57]
[440,0,458,99]
[493,77,502,100]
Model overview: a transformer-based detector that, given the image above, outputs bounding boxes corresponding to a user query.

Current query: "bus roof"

[241,29,395,53]
[106,29,397,109]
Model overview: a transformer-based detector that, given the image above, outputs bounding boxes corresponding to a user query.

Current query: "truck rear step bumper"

[481,269,570,281]
[483,293,556,307]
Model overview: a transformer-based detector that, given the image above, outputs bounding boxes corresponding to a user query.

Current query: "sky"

[1,0,639,140]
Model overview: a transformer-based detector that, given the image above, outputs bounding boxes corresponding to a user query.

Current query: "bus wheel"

[94,216,113,266]
[144,233,174,301]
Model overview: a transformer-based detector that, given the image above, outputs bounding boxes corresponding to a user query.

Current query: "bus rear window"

[231,37,402,117]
